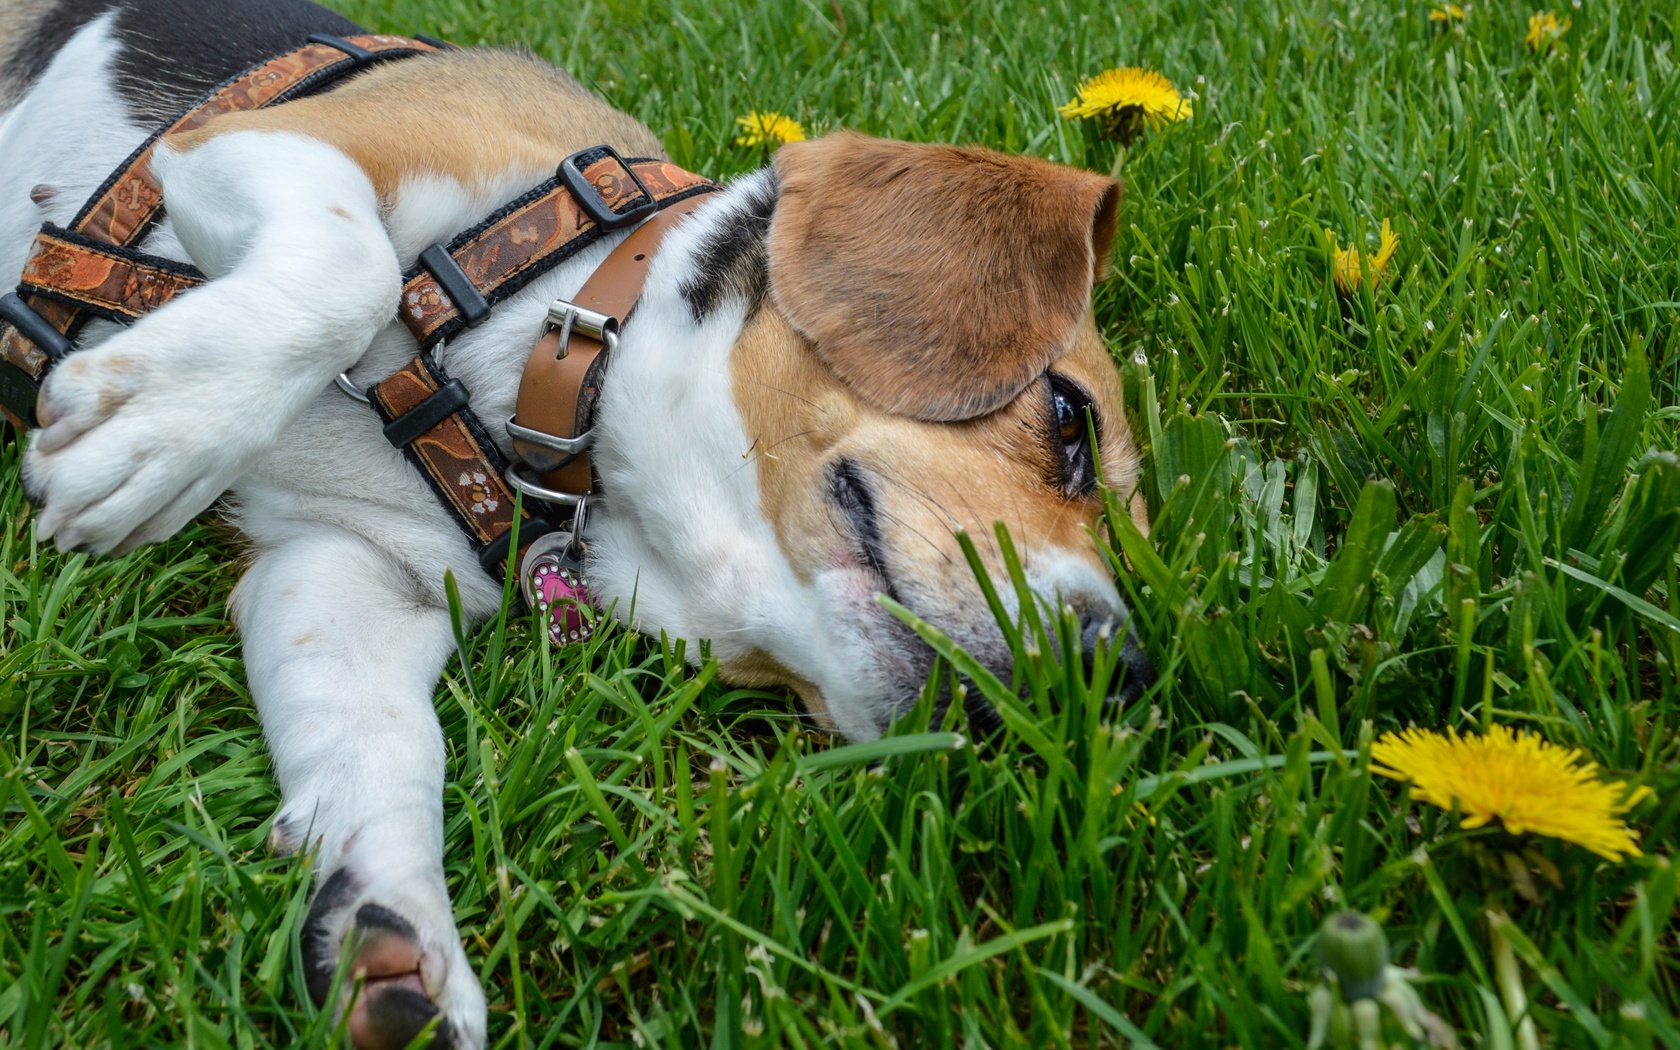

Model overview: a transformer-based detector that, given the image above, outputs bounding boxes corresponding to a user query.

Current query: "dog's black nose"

[1078,609,1156,706]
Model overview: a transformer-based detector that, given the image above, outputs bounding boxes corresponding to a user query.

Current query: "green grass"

[3,0,1678,1045]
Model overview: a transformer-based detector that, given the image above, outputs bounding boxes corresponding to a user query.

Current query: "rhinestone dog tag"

[520,531,594,645]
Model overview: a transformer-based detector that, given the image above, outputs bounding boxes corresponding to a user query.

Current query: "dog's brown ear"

[767,131,1120,422]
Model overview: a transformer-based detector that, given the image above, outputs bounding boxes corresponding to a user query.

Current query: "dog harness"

[0,34,717,644]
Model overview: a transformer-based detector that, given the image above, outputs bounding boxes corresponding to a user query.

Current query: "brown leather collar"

[505,195,713,502]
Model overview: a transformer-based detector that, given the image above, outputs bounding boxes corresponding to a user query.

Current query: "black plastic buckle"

[418,245,491,327]
[558,146,657,230]
[306,33,378,65]
[382,377,470,448]
[0,292,73,426]
[0,293,72,362]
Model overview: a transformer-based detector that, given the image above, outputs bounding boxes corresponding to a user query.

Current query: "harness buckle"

[0,292,73,363]
[506,414,593,456]
[305,33,378,65]
[0,292,74,427]
[504,298,612,467]
[558,146,657,231]
[418,244,491,327]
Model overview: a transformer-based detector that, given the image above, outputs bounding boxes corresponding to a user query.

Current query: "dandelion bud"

[1318,911,1389,1002]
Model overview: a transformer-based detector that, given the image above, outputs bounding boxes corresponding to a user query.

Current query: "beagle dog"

[0,0,1153,1046]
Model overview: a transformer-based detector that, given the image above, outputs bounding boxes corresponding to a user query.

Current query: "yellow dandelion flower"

[1371,725,1654,861]
[1525,10,1570,51]
[1059,67,1192,145]
[1427,3,1467,23]
[1325,218,1399,294]
[733,111,806,148]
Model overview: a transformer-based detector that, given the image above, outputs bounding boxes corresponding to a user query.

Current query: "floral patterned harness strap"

[0,33,443,429]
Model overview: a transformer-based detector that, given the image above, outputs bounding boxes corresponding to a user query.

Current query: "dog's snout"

[1074,605,1156,706]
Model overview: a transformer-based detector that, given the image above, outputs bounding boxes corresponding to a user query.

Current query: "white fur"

[235,529,487,1047]
[25,129,398,553]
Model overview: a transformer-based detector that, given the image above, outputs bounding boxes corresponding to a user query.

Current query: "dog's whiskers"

[875,506,955,565]
[869,465,962,532]
[745,379,821,410]
[725,429,821,480]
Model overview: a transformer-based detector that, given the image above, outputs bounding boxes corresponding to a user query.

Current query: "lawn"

[2,0,1678,1045]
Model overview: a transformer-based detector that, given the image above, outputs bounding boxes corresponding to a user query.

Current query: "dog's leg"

[23,130,398,554]
[235,527,486,1050]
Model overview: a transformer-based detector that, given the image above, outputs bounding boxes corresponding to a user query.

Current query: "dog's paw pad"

[300,871,477,1049]
[356,982,454,1049]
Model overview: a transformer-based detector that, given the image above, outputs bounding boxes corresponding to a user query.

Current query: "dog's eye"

[1047,374,1097,498]
[1054,387,1082,444]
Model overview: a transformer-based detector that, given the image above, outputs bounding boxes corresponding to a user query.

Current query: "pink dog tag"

[521,535,594,645]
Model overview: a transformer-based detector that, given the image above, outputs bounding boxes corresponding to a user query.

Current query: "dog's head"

[591,131,1151,740]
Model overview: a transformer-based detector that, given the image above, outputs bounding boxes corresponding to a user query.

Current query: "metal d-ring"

[506,462,589,508]
[336,341,448,405]
[334,371,370,403]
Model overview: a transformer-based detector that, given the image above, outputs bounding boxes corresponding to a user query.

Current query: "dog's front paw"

[302,868,488,1050]
[22,329,279,553]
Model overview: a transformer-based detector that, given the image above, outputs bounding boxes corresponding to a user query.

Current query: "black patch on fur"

[362,986,453,1050]
[8,0,365,124]
[6,1,111,96]
[301,866,362,1006]
[354,902,419,940]
[961,687,1006,737]
[679,172,778,322]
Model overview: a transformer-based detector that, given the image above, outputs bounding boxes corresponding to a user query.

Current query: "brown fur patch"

[731,312,1138,583]
[729,302,1144,697]
[94,383,131,417]
[768,131,1121,423]
[167,50,663,202]
[721,650,830,725]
